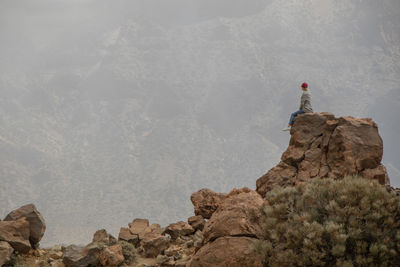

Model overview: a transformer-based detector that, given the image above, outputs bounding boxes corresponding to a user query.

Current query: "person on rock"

[282,82,313,131]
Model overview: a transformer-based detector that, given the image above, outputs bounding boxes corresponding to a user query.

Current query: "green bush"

[119,240,137,265]
[255,177,400,267]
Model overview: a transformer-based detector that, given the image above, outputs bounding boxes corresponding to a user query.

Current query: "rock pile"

[257,113,390,197]
[1,114,396,267]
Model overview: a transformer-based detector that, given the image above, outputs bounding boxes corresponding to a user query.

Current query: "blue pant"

[289,110,305,126]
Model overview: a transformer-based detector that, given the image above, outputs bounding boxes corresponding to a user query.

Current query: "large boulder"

[4,204,46,248]
[257,113,390,197]
[190,189,227,219]
[99,244,124,267]
[0,218,31,253]
[0,241,14,267]
[202,187,264,244]
[187,236,262,267]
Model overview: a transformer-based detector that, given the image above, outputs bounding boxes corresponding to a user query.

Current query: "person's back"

[300,89,313,113]
[282,82,313,131]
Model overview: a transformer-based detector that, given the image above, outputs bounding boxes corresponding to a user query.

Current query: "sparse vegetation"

[120,240,137,265]
[255,177,400,266]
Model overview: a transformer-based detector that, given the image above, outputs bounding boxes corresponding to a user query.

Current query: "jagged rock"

[128,219,151,240]
[188,236,262,267]
[163,221,194,239]
[187,216,205,231]
[202,187,264,244]
[92,229,117,245]
[4,203,46,248]
[141,232,169,258]
[99,244,124,267]
[62,243,102,267]
[257,113,390,197]
[190,189,227,219]
[0,241,14,267]
[0,218,31,253]
[118,227,139,245]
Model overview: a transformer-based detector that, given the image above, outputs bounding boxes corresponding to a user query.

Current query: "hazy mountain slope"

[0,0,399,246]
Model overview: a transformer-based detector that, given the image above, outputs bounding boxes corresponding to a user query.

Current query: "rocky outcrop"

[4,204,46,248]
[190,189,227,219]
[257,113,390,197]
[0,218,31,254]
[188,187,264,267]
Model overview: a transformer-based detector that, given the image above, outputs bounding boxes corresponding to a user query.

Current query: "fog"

[1,0,399,246]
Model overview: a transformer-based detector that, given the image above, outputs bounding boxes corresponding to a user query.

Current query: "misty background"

[1,0,399,246]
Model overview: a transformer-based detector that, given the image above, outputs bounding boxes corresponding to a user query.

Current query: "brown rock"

[188,236,262,267]
[141,232,169,258]
[0,241,14,267]
[190,189,227,219]
[99,244,124,267]
[361,165,390,185]
[118,227,139,245]
[327,116,384,178]
[0,218,31,253]
[187,216,205,232]
[256,161,297,198]
[163,221,194,239]
[149,223,163,235]
[92,229,117,245]
[63,243,102,267]
[202,187,264,244]
[256,113,390,197]
[128,219,151,240]
[4,203,46,248]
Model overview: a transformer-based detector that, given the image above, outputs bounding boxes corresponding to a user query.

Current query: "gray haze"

[1,0,399,246]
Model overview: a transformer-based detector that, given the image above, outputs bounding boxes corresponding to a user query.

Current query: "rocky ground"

[1,113,397,267]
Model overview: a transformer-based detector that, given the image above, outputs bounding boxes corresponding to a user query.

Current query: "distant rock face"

[257,113,390,197]
[4,203,46,248]
[190,189,227,219]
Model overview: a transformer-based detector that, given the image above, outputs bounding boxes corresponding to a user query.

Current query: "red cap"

[301,82,308,88]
